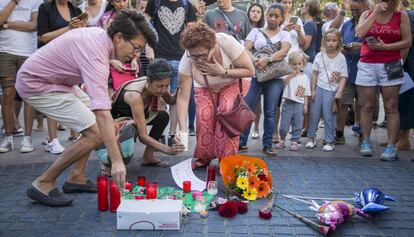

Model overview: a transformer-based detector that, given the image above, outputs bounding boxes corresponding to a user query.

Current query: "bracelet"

[268,57,274,63]
[224,68,229,78]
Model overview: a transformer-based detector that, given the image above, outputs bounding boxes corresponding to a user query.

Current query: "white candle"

[194,203,206,212]
[207,188,218,196]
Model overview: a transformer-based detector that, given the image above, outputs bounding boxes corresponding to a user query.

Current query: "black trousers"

[146,110,169,140]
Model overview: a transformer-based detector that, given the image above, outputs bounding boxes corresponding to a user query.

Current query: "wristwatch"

[268,56,274,63]
[2,22,8,29]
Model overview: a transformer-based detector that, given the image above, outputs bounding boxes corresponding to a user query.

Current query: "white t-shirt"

[246,27,291,52]
[282,74,311,104]
[0,0,42,57]
[179,33,246,91]
[321,17,350,35]
[79,0,107,27]
[280,17,305,56]
[312,51,348,92]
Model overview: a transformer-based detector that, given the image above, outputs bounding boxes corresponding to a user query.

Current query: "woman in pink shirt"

[355,0,411,161]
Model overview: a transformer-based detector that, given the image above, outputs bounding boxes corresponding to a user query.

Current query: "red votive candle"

[124,181,132,191]
[146,182,157,199]
[135,196,144,200]
[183,181,191,193]
[109,180,121,212]
[206,165,216,188]
[137,176,146,187]
[97,175,109,212]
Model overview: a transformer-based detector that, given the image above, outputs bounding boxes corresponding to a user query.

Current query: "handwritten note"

[170,158,206,191]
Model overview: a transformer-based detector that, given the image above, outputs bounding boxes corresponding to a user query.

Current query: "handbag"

[321,53,342,114]
[202,75,255,138]
[254,29,293,83]
[384,60,404,80]
[110,64,136,90]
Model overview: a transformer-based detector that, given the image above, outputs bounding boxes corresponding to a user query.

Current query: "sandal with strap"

[275,141,285,149]
[191,158,210,170]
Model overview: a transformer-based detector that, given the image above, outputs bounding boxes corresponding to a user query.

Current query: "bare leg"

[253,97,261,133]
[1,85,16,135]
[336,103,348,134]
[13,100,22,129]
[380,86,400,145]
[357,86,377,140]
[32,124,102,195]
[169,105,178,136]
[47,117,58,140]
[35,111,44,130]
[24,102,35,137]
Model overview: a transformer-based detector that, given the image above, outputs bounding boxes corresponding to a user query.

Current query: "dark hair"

[147,58,173,81]
[180,22,216,50]
[247,3,265,28]
[276,0,295,13]
[267,3,285,26]
[306,0,321,18]
[107,9,158,48]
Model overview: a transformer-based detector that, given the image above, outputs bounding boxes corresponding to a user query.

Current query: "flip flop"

[26,185,73,207]
[142,160,170,167]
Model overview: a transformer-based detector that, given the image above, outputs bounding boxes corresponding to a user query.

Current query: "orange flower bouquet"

[220,155,273,201]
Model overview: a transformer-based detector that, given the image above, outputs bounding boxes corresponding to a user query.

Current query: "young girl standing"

[306,28,348,152]
[275,51,311,151]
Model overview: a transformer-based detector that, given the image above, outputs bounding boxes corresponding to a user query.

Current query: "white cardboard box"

[117,199,182,230]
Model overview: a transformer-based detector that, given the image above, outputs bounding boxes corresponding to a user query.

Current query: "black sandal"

[263,147,277,156]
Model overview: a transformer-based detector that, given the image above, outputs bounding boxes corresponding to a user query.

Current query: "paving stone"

[227,225,249,234]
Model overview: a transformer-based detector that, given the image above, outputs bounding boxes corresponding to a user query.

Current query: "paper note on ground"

[171,158,206,191]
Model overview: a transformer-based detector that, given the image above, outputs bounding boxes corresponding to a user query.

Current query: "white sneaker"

[305,141,316,149]
[0,136,13,153]
[318,120,325,128]
[322,143,335,152]
[20,136,34,153]
[45,138,65,154]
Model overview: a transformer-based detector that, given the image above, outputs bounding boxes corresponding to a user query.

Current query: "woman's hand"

[131,57,140,75]
[197,1,206,17]
[110,60,125,72]
[311,90,316,101]
[195,57,226,77]
[367,38,388,51]
[294,24,302,34]
[373,2,388,14]
[255,57,270,70]
[335,90,343,99]
[69,19,82,29]
[282,22,295,32]
[145,46,155,62]
[167,143,185,155]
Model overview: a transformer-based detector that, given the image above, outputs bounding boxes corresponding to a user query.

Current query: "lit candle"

[137,176,145,187]
[146,182,157,199]
[183,181,191,193]
[206,165,216,189]
[109,181,120,212]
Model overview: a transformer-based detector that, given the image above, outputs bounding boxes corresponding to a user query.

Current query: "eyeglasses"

[126,39,144,54]
[187,49,210,61]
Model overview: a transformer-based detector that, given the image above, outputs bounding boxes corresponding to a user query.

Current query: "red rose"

[258,209,272,219]
[236,202,248,214]
[258,174,268,182]
[218,202,238,218]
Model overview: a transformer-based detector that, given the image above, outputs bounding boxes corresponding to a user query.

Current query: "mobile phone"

[290,16,299,24]
[365,36,379,45]
[72,12,88,21]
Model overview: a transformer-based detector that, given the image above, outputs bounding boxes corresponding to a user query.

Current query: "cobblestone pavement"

[0,125,414,237]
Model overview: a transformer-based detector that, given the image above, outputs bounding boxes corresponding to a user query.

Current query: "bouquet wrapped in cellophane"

[220,155,273,201]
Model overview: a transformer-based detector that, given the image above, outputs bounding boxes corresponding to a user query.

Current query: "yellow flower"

[236,177,248,190]
[243,188,258,201]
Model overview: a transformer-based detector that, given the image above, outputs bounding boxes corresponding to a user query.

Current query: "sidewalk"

[0,123,414,237]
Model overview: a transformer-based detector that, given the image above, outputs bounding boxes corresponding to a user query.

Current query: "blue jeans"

[279,99,304,142]
[189,81,196,128]
[308,86,336,143]
[240,77,284,148]
[167,60,180,93]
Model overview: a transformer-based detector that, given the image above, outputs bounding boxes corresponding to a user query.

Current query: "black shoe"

[167,135,175,146]
[26,185,73,207]
[263,147,277,156]
[189,126,196,136]
[238,145,248,152]
[62,179,97,193]
[334,136,346,145]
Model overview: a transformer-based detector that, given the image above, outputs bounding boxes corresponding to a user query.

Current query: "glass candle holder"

[207,180,218,196]
[183,180,191,193]
[97,175,109,211]
[193,196,207,213]
[206,165,216,188]
[146,182,158,199]
[137,176,145,187]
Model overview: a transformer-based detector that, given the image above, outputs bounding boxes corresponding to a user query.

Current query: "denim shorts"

[355,61,405,87]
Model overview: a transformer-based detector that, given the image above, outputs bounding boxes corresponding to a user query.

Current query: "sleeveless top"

[360,11,402,63]
[111,85,158,122]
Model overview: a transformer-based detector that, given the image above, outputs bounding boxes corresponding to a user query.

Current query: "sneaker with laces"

[351,125,361,136]
[45,138,65,154]
[360,139,372,156]
[322,143,334,152]
[305,141,316,149]
[380,144,399,161]
[0,136,13,153]
[20,136,34,153]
